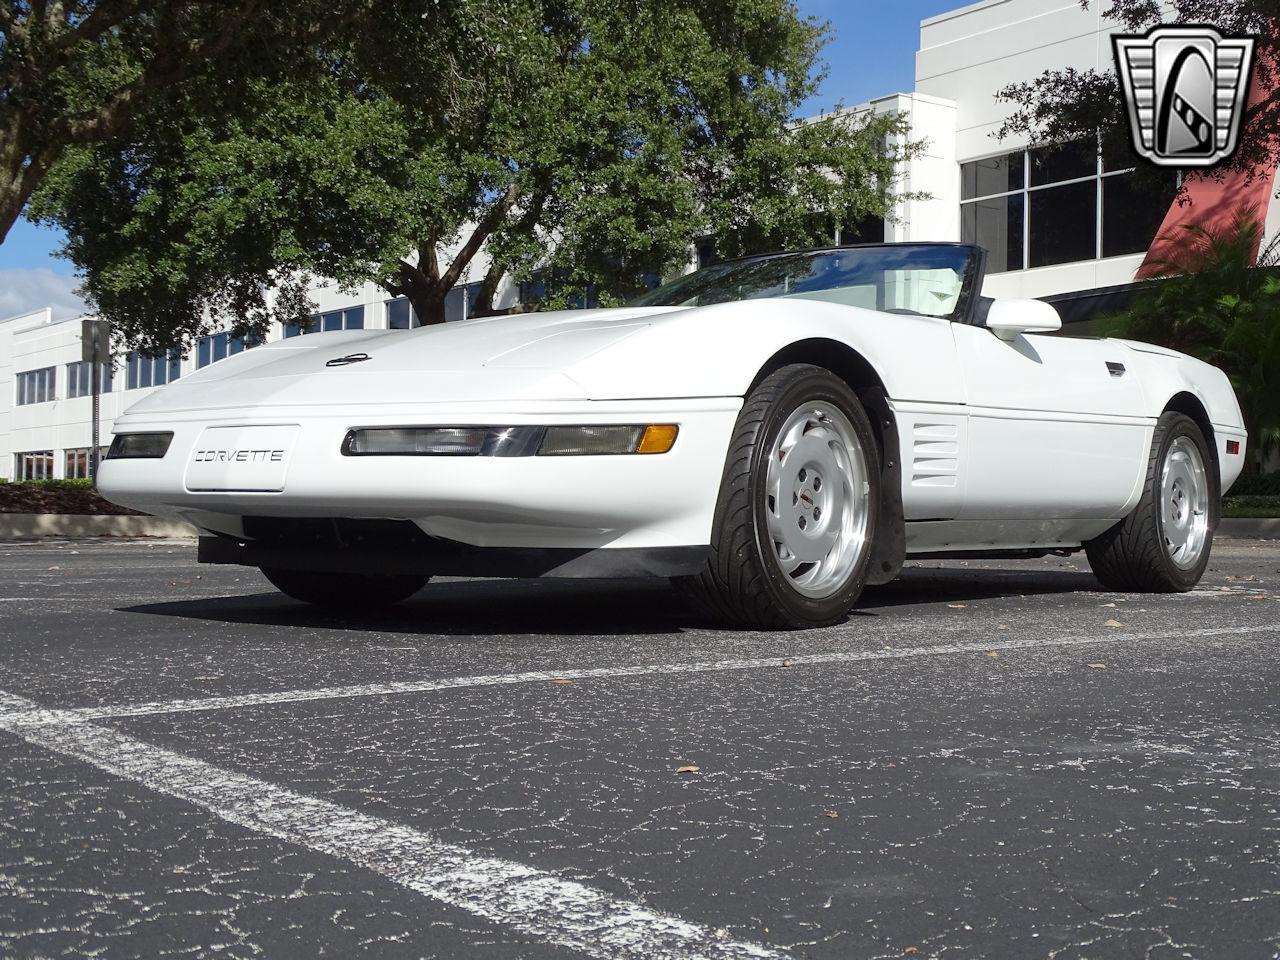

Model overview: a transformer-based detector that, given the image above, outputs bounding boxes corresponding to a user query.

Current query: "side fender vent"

[911,423,960,488]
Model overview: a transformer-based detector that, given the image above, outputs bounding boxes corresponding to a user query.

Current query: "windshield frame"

[630,242,988,325]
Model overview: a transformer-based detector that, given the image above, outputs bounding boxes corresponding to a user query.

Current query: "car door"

[951,322,1150,520]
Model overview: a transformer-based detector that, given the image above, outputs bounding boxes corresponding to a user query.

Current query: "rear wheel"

[1085,412,1215,592]
[260,568,429,609]
[677,364,879,629]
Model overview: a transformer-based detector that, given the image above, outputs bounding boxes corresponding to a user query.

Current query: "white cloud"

[0,268,91,322]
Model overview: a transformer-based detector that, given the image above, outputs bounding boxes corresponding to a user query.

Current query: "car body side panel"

[562,299,968,405]
[1114,343,1249,493]
[950,326,1151,520]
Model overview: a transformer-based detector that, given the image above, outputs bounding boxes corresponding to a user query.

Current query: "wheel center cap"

[792,468,828,536]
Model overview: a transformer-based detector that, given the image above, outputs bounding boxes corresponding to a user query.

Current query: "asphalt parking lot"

[1,538,1278,960]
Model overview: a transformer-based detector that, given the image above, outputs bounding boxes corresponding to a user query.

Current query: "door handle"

[1106,362,1126,377]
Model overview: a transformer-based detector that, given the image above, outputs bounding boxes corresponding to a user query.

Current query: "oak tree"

[29,0,919,350]
[0,0,425,245]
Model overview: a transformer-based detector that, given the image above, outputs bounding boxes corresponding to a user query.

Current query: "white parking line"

[0,690,784,960]
[51,622,1280,721]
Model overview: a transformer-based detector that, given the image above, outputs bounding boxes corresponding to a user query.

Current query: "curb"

[1218,518,1280,540]
[0,513,198,540]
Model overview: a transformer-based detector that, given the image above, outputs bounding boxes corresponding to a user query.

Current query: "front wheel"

[260,567,429,609]
[1085,411,1215,592]
[677,364,879,629]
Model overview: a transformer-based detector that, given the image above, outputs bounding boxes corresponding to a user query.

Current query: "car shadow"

[121,577,689,637]
[119,564,1104,636]
[861,563,1102,609]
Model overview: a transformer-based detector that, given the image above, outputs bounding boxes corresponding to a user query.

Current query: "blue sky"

[0,1,960,319]
[796,0,960,114]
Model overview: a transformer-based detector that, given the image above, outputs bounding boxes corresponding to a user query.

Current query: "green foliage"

[1,478,95,491]
[23,0,518,350]
[1229,472,1280,497]
[0,0,423,245]
[1098,209,1280,467]
[1222,495,1280,518]
[29,0,919,347]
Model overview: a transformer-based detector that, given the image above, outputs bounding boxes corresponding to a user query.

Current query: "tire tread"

[677,365,877,629]
[1085,412,1213,593]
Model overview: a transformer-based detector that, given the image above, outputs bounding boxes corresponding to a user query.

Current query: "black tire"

[260,567,429,609]
[676,364,880,629]
[1085,412,1216,592]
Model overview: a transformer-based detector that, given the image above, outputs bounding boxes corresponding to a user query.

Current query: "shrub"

[8,478,97,492]
[1229,472,1280,497]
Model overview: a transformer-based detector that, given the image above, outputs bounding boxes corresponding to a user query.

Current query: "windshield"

[629,244,978,319]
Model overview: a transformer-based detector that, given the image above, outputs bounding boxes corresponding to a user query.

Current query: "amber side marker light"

[637,424,679,454]
[537,424,680,456]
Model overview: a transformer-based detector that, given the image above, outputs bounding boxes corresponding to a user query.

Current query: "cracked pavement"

[0,537,1278,959]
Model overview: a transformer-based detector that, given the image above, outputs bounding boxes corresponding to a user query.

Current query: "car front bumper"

[97,398,742,551]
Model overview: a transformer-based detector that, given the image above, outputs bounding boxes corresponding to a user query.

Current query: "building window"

[961,151,1024,202]
[1028,179,1097,268]
[1101,168,1181,258]
[15,451,54,481]
[443,283,486,322]
[1028,139,1096,187]
[284,306,365,337]
[65,361,114,398]
[386,298,417,329]
[321,306,365,332]
[510,274,595,313]
[125,351,181,390]
[961,194,1024,272]
[196,331,263,368]
[65,448,91,479]
[517,272,547,306]
[16,367,56,405]
[63,447,108,478]
[960,140,1180,273]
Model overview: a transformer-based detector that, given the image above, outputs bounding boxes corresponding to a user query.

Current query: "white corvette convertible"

[99,243,1247,628]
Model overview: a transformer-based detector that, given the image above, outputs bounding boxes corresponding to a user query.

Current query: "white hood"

[124,306,683,414]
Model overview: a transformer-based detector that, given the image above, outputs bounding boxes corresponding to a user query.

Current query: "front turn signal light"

[636,424,679,454]
[537,424,680,456]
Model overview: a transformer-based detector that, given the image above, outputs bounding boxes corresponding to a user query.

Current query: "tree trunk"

[0,145,54,246]
[1241,410,1263,476]
[405,285,448,326]
[0,185,24,246]
[471,261,506,318]
[467,189,550,319]
[392,184,525,325]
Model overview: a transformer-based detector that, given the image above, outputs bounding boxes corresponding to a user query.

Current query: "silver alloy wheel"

[763,402,871,599]
[1160,435,1210,570]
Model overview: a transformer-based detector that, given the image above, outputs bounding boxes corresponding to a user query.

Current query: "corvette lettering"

[193,449,286,463]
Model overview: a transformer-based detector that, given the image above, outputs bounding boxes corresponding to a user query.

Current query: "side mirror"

[984,299,1062,341]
